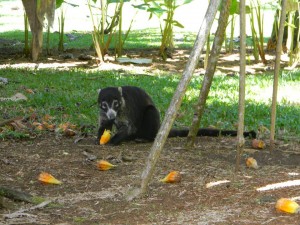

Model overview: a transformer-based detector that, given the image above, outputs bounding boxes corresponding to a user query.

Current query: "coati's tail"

[168,128,256,139]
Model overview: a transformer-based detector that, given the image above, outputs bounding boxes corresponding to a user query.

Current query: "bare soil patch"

[1,135,300,224]
[0,38,283,75]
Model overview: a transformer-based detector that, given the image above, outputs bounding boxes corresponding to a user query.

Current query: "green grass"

[0,28,196,51]
[0,68,299,140]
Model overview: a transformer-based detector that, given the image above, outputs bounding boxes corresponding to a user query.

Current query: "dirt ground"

[1,134,300,225]
[1,42,300,224]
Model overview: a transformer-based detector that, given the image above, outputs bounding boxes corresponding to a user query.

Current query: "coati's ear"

[118,87,122,96]
[97,89,101,94]
[118,87,126,107]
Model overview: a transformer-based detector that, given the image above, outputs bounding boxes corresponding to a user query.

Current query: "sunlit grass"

[0,68,299,140]
[0,29,197,52]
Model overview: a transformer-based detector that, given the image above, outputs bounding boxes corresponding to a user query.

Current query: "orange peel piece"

[100,129,111,145]
[275,198,300,214]
[160,171,181,183]
[246,157,259,169]
[252,139,266,149]
[97,160,116,171]
[38,172,62,185]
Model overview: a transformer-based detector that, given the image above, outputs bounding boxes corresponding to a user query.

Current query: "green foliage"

[0,68,299,140]
[133,0,194,60]
[56,0,64,9]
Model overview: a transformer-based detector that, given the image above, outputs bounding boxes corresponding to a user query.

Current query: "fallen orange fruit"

[38,172,62,185]
[97,160,116,171]
[100,129,111,145]
[275,198,300,214]
[252,139,266,149]
[246,157,258,169]
[160,171,181,183]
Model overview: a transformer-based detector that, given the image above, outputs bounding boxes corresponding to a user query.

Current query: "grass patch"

[0,28,197,52]
[0,68,299,140]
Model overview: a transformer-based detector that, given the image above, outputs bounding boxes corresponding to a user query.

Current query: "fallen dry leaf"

[32,122,44,131]
[43,114,54,122]
[63,128,76,137]
[25,89,35,94]
[0,93,27,102]
[55,122,77,136]
[42,121,56,131]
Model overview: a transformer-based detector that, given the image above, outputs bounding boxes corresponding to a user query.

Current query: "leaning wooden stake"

[235,0,246,172]
[270,0,287,150]
[187,0,232,147]
[126,0,221,200]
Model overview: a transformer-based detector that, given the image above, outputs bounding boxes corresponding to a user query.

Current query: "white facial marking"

[101,100,120,120]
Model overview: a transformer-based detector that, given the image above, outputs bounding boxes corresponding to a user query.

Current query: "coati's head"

[98,87,125,120]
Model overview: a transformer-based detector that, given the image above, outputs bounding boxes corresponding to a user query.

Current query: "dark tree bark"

[186,0,232,147]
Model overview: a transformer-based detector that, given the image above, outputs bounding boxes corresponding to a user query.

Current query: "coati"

[97,86,256,145]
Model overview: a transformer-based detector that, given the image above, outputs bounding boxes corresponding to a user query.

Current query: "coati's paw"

[95,138,100,145]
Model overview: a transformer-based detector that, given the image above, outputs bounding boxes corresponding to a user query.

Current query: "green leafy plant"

[249,0,267,64]
[88,0,134,60]
[134,0,193,60]
[224,0,243,53]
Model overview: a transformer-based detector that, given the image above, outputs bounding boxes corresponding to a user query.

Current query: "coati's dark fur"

[97,86,256,145]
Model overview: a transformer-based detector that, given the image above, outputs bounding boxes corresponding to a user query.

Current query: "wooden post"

[127,0,221,200]
[186,0,232,147]
[235,0,246,172]
[270,0,287,150]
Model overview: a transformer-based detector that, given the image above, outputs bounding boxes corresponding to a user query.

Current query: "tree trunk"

[21,0,55,61]
[235,0,246,172]
[270,0,287,150]
[186,0,232,147]
[268,10,299,53]
[126,0,221,200]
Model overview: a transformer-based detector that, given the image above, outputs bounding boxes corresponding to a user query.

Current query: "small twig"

[4,200,52,219]
[0,117,23,127]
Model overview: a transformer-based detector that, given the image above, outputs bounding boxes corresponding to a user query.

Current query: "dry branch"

[129,0,221,200]
[0,186,34,203]
[4,200,51,219]
[270,0,287,150]
[235,0,246,172]
[0,117,23,127]
[186,0,232,147]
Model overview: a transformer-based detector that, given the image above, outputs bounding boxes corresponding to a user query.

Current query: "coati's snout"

[98,87,124,121]
[101,100,120,120]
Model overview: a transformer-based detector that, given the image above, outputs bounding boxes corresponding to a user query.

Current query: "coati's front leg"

[97,119,114,143]
[109,124,133,145]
